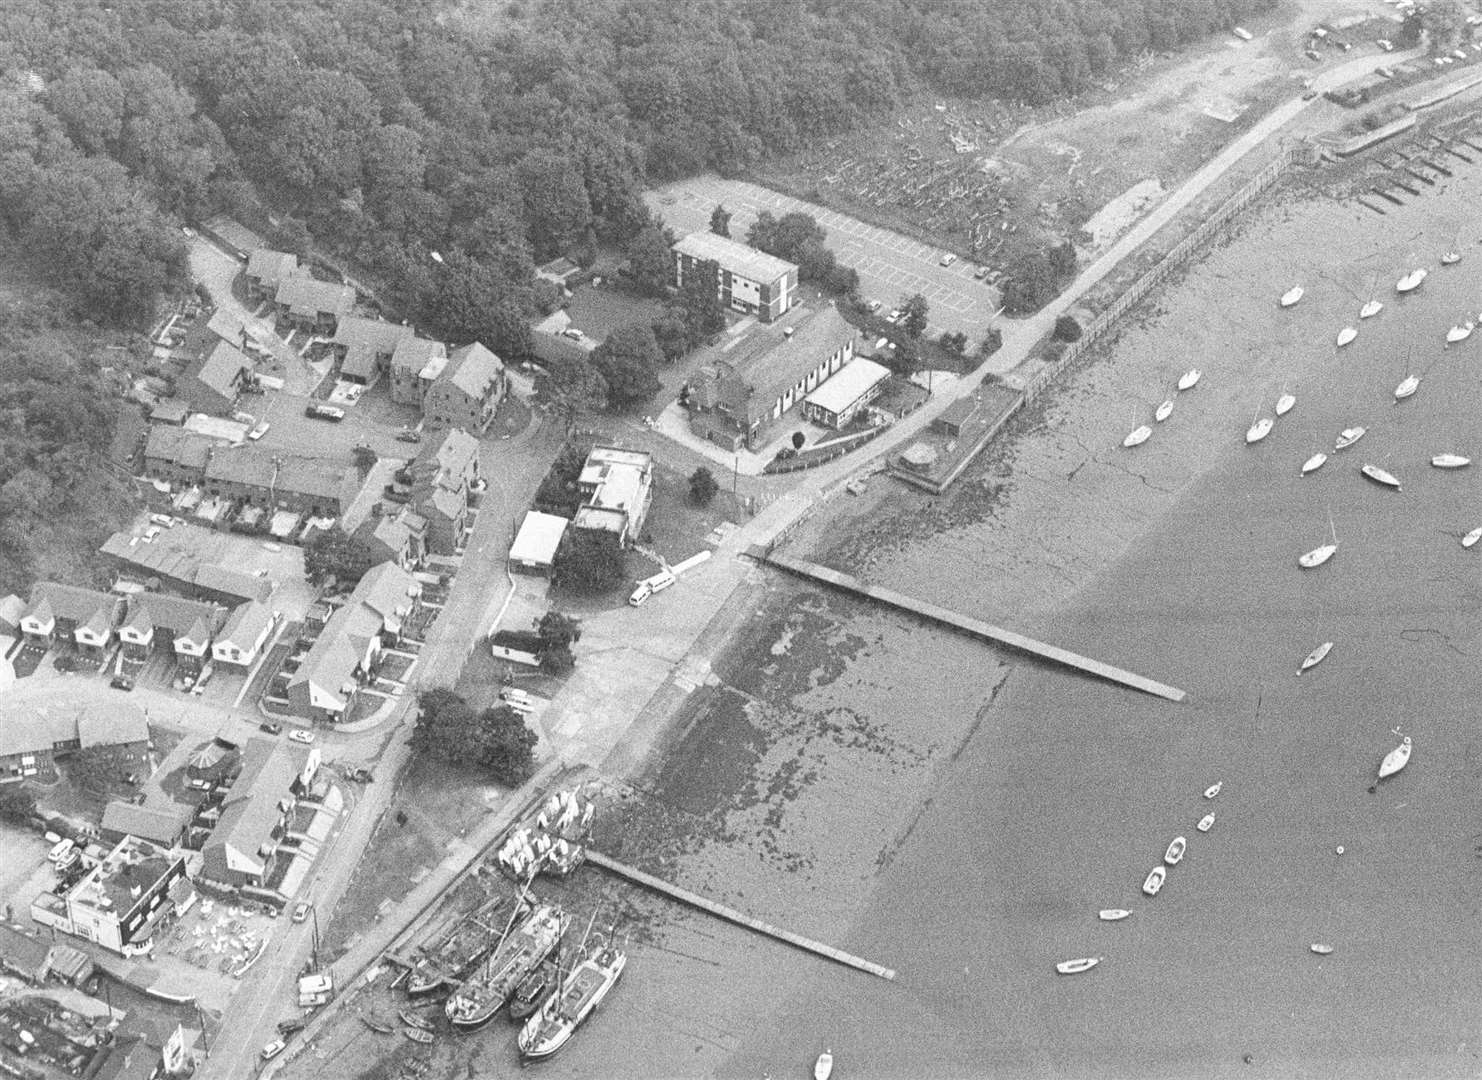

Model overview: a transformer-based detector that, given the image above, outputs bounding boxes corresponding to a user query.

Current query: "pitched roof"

[334,316,415,379]
[204,447,277,488]
[101,799,191,846]
[23,583,120,630]
[288,563,419,707]
[216,601,275,652]
[674,231,796,283]
[99,529,277,604]
[276,275,355,318]
[205,450,356,509]
[391,335,445,376]
[191,340,251,398]
[803,357,892,413]
[355,562,422,623]
[713,302,856,404]
[246,249,298,287]
[144,426,214,469]
[0,922,50,977]
[440,342,503,401]
[0,688,149,758]
[123,593,227,640]
[0,593,27,630]
[206,738,309,877]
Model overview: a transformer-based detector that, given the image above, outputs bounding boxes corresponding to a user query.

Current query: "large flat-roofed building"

[42,837,188,955]
[801,357,893,429]
[508,511,569,577]
[573,446,653,545]
[100,524,288,607]
[687,302,856,450]
[673,232,797,323]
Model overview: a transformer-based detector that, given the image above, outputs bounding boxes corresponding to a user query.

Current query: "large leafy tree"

[414,690,537,786]
[553,527,626,594]
[589,324,662,410]
[625,221,675,298]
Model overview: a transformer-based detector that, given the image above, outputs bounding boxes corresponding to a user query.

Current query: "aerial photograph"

[2,0,1481,1077]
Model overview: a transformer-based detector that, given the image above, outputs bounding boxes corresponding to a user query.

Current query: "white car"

[939,253,957,266]
[248,419,271,440]
[288,729,315,744]
[866,299,881,312]
[260,1039,286,1061]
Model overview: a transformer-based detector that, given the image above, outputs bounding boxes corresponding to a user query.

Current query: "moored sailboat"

[1177,368,1202,391]
[516,929,627,1060]
[1123,425,1152,448]
[1432,453,1471,469]
[1378,735,1412,779]
[1299,641,1333,673]
[1336,326,1358,347]
[1301,452,1327,475]
[1098,909,1132,922]
[1280,286,1304,307]
[1275,389,1295,416]
[446,903,569,1030]
[1394,374,1419,401]
[1054,957,1101,975]
[1246,415,1273,444]
[1360,463,1401,490]
[1299,514,1338,569]
[1396,267,1427,293]
[1446,321,1474,344]
[1155,399,1174,422]
[1463,526,1482,549]
[1360,298,1383,319]
[1334,427,1365,450]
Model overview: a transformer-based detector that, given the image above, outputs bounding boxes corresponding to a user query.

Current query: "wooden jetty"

[582,849,896,982]
[753,549,1186,703]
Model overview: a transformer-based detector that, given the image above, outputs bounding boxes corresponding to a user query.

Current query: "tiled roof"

[441,342,503,400]
[144,426,214,469]
[23,583,120,630]
[276,275,355,318]
[100,800,190,845]
[206,738,308,878]
[216,600,274,652]
[0,691,148,759]
[124,593,227,639]
[391,335,444,375]
[713,302,855,404]
[192,341,250,397]
[246,249,298,287]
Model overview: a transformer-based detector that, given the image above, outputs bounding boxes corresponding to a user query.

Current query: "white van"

[47,839,76,865]
[628,569,676,606]
[499,687,534,713]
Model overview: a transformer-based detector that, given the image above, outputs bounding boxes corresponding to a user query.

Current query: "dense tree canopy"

[414,689,537,786]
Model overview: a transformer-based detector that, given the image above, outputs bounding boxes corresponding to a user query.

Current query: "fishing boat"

[1442,251,1462,265]
[1142,866,1167,896]
[446,903,570,1030]
[1123,425,1152,448]
[1054,957,1101,975]
[1301,452,1327,475]
[1177,368,1202,391]
[507,959,558,1023]
[1204,781,1222,799]
[517,934,627,1060]
[404,1027,434,1044]
[1360,299,1383,319]
[1154,399,1174,422]
[1334,427,1365,450]
[360,1016,394,1035]
[399,1010,433,1031]
[1310,943,1335,956]
[1394,375,1419,401]
[405,897,507,996]
[1446,321,1474,343]
[1360,464,1401,490]
[1396,267,1427,293]
[1098,909,1132,922]
[1246,416,1273,444]
[1280,286,1304,307]
[1335,326,1357,347]
[815,1050,835,1080]
[1276,390,1295,417]
[1378,735,1412,779]
[1463,526,1482,548]
[1432,454,1471,468]
[1299,641,1334,673]
[1196,813,1215,833]
[1164,836,1187,866]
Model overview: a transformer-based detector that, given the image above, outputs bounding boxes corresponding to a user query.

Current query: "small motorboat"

[1299,641,1333,673]
[1310,943,1335,956]
[1123,425,1152,448]
[1054,957,1102,975]
[1334,427,1365,450]
[1446,321,1474,344]
[1301,452,1328,475]
[1464,526,1482,548]
[1098,909,1132,922]
[1442,251,1462,265]
[1155,399,1174,422]
[1335,326,1357,347]
[1196,812,1216,833]
[1360,299,1383,319]
[1394,375,1419,401]
[360,1016,394,1035]
[1275,391,1295,417]
[1246,417,1273,444]
[1432,454,1471,469]
[1360,463,1401,490]
[1280,286,1304,307]
[404,1027,434,1044]
[399,1010,434,1032]
[1299,540,1338,568]
[1378,735,1412,779]
[1396,267,1427,293]
[1164,836,1187,866]
[1142,866,1167,896]
[1178,368,1202,391]
[1204,781,1222,800]
[815,1049,834,1080]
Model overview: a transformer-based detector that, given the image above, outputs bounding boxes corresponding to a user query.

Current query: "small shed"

[508,511,569,577]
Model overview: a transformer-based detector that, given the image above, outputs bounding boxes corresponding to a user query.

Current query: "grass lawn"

[638,461,745,565]
[562,280,666,340]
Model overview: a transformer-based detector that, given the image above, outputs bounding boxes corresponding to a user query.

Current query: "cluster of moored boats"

[1122,368,1201,448]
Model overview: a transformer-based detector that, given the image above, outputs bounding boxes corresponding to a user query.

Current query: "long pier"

[753,549,1186,703]
[583,849,896,982]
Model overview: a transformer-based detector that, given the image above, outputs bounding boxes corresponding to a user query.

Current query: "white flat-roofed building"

[573,446,653,545]
[673,232,797,323]
[508,511,570,576]
[802,357,893,429]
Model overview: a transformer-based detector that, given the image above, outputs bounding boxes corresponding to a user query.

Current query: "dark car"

[260,722,283,735]
[109,675,135,691]
[347,766,374,783]
[396,428,422,443]
[276,1018,306,1036]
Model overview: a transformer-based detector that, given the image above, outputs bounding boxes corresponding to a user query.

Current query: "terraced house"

[117,593,228,673]
[19,583,123,659]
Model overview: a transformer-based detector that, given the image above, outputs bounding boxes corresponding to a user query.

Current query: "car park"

[261,1040,286,1061]
[260,722,283,735]
[289,729,315,744]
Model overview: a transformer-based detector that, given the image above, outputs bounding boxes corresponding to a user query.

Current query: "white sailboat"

[1275,388,1296,416]
[1336,326,1358,347]
[1394,374,1419,401]
[1396,267,1427,293]
[815,1049,835,1080]
[1280,285,1304,307]
[1299,514,1338,569]
[1310,943,1335,956]
[1463,526,1482,548]
[1378,736,1411,779]
[1299,641,1333,673]
[1123,424,1152,448]
[1054,957,1101,976]
[1446,320,1474,344]
[1301,452,1327,475]
[1098,909,1132,922]
[1154,399,1174,422]
[1360,298,1383,319]
[1334,427,1365,450]
[1360,463,1401,490]
[1246,414,1273,444]
[1432,453,1471,469]
[1177,368,1202,391]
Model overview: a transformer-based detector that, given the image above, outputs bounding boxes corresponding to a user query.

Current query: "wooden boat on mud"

[1378,736,1412,779]
[1299,641,1333,673]
[360,1016,394,1035]
[1178,369,1202,391]
[1432,454,1471,469]
[1164,836,1187,866]
[1360,464,1401,490]
[1142,866,1167,896]
[399,1010,434,1032]
[1301,452,1327,475]
[1123,425,1152,449]
[404,1027,434,1044]
[1055,957,1101,975]
[507,959,558,1023]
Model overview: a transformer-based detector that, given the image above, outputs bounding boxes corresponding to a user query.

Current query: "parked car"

[1376,39,1393,52]
[1377,66,1395,79]
[260,1040,286,1061]
[347,767,374,783]
[289,729,315,744]
[396,428,422,443]
[939,252,956,266]
[292,902,311,923]
[866,299,881,312]
[1305,47,1321,60]
[260,722,283,735]
[248,419,271,440]
[276,1018,305,1036]
[109,675,135,691]
[305,404,345,422]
